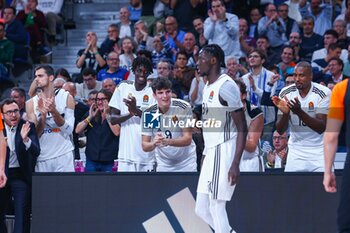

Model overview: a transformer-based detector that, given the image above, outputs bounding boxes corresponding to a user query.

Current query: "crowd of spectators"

[3,1,350,230]
[1,0,350,175]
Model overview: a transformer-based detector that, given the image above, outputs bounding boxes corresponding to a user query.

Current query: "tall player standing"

[108,57,156,171]
[195,44,247,233]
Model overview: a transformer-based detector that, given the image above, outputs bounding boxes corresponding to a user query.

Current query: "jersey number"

[164,130,172,139]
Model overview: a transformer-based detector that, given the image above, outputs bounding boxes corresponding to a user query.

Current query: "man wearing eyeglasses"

[97,51,129,86]
[76,67,102,102]
[0,98,40,233]
[266,131,289,170]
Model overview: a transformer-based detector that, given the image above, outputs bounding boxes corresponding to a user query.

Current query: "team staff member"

[323,78,350,232]
[0,112,6,188]
[0,99,40,233]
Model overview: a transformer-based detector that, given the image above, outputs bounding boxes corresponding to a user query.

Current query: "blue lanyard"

[250,69,267,106]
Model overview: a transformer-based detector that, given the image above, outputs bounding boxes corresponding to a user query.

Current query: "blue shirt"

[97,67,129,85]
[128,6,142,23]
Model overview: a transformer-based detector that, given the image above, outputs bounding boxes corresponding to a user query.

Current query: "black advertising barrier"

[32,172,340,233]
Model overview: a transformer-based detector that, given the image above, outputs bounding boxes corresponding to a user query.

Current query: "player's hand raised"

[272,96,290,114]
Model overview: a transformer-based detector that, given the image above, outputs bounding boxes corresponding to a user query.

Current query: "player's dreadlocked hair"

[131,56,153,75]
[200,44,226,69]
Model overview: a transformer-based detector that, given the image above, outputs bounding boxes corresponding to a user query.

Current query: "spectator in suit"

[0,113,7,189]
[325,57,347,85]
[0,98,40,233]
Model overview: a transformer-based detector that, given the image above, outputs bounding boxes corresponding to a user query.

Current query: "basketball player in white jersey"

[141,78,197,172]
[108,57,156,171]
[26,65,75,172]
[235,79,264,172]
[195,44,248,233]
[273,61,331,172]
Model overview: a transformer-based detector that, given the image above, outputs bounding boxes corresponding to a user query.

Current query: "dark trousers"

[338,154,350,233]
[0,168,31,233]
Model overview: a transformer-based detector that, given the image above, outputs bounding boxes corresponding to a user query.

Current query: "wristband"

[84,117,93,128]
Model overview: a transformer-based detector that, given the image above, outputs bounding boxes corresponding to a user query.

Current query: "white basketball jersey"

[202,74,243,149]
[33,89,74,161]
[278,82,331,160]
[142,99,197,171]
[109,81,156,164]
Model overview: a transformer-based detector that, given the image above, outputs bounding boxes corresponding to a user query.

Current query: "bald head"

[62,82,77,97]
[102,78,116,93]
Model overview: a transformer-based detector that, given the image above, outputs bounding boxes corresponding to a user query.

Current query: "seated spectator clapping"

[266,131,288,170]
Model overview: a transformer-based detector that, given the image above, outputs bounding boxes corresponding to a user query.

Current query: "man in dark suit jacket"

[0,98,40,233]
[0,114,7,189]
